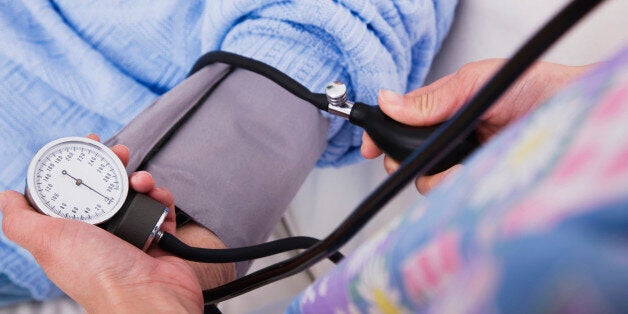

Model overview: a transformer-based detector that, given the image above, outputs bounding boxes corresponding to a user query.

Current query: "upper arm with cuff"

[200,0,458,166]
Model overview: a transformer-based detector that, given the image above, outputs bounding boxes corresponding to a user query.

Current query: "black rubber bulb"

[349,102,481,175]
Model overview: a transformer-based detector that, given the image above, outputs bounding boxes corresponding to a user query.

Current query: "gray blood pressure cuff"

[105,52,330,276]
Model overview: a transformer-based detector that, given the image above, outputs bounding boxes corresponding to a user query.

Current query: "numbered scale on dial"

[26,137,129,225]
[25,137,168,251]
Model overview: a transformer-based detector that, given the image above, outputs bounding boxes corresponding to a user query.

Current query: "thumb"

[378,72,471,126]
[0,190,54,250]
[0,190,147,308]
[0,191,79,264]
[0,190,130,267]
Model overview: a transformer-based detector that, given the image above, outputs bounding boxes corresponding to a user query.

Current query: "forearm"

[106,64,328,277]
[153,68,329,276]
[176,222,236,290]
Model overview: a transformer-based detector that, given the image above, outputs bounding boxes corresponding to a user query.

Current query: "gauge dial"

[26,137,129,225]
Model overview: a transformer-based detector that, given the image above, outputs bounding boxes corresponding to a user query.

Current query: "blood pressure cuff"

[105,52,329,276]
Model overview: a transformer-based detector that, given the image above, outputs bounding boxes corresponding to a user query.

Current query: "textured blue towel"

[0,0,455,304]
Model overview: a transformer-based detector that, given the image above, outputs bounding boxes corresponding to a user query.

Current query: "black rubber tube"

[159,232,344,264]
[189,51,329,111]
[201,0,607,305]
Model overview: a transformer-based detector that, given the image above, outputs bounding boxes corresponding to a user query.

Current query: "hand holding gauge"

[2,145,208,312]
[25,136,169,250]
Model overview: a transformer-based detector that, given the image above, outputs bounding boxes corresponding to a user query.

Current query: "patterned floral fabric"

[288,47,628,313]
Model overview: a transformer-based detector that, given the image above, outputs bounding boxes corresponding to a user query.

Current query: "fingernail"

[379,90,403,105]
[130,171,152,182]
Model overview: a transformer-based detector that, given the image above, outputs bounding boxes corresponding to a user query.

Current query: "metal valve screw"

[326,81,348,107]
[325,81,353,119]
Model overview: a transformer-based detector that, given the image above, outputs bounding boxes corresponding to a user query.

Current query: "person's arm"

[0,189,203,313]
[104,133,237,291]
[0,136,230,313]
[0,0,459,304]
[362,59,594,194]
[104,65,329,277]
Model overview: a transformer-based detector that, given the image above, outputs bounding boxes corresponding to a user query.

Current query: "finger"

[148,187,176,234]
[0,190,39,221]
[111,144,130,167]
[415,164,462,195]
[86,134,101,142]
[406,72,455,97]
[129,172,177,235]
[144,187,176,253]
[383,155,400,175]
[129,171,155,193]
[361,132,382,159]
[0,191,71,262]
[147,187,175,210]
[378,71,471,126]
[85,134,130,167]
[0,191,111,263]
[1,191,148,309]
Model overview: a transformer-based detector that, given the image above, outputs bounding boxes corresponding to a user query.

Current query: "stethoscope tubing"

[200,0,607,305]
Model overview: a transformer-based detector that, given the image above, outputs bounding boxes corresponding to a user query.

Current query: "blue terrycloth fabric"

[0,0,456,304]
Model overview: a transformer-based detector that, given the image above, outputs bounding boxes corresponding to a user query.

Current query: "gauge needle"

[61,170,110,201]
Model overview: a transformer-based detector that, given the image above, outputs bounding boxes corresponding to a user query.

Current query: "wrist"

[176,222,236,289]
[90,275,202,313]
[113,287,201,313]
[80,251,204,313]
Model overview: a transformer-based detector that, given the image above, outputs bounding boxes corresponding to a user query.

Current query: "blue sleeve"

[201,0,457,166]
[0,0,456,304]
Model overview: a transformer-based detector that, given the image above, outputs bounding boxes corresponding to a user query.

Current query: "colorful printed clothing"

[288,47,628,313]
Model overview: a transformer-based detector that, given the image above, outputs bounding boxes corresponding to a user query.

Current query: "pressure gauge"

[25,137,168,251]
[26,137,128,224]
